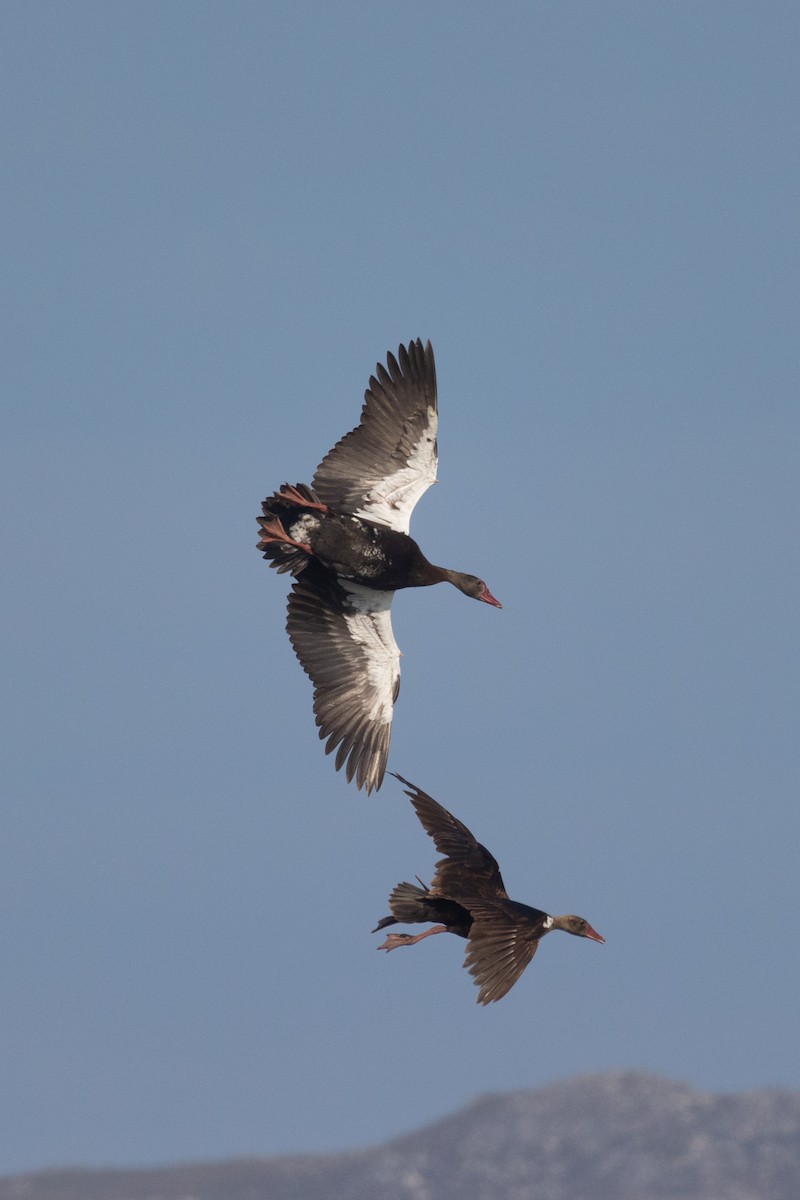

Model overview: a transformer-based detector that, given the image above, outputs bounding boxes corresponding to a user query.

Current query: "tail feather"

[372,881,431,933]
[256,483,323,576]
[256,536,308,576]
[390,880,431,922]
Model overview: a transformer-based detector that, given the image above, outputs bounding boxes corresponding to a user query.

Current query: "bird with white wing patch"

[257,340,501,793]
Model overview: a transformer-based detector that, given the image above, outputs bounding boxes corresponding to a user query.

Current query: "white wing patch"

[354,409,438,533]
[341,583,400,724]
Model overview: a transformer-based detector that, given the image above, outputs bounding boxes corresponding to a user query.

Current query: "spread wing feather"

[312,340,438,533]
[391,774,508,901]
[287,567,400,793]
[464,903,541,1005]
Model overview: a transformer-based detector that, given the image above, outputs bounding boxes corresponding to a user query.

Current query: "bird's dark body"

[262,492,435,591]
[373,881,473,939]
[375,882,549,943]
[374,776,603,1003]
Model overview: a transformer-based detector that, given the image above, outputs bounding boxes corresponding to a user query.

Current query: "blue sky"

[1,0,798,1175]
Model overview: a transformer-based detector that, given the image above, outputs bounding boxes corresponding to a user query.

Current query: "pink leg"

[257,516,313,555]
[277,483,329,513]
[377,925,448,952]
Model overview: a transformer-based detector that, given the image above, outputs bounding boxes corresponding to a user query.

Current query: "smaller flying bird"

[257,340,500,794]
[374,774,604,1004]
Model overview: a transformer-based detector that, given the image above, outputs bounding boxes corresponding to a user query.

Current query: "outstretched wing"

[391,774,508,901]
[287,567,400,793]
[463,903,541,1005]
[312,339,438,533]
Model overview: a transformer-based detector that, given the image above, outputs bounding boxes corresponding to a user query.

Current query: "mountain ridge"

[3,1070,798,1200]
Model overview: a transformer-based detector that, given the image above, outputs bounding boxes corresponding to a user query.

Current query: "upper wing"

[463,903,541,1005]
[392,775,508,901]
[312,340,438,533]
[287,568,400,793]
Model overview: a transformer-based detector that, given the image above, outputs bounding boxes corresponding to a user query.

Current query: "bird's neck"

[402,557,449,589]
[429,565,470,592]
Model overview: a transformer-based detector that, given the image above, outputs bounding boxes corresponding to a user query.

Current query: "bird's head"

[451,573,502,607]
[553,914,605,943]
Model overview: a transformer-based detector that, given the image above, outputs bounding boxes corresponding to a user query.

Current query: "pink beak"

[584,924,605,944]
[481,585,502,608]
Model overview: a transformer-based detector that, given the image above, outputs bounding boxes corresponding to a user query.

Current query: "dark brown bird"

[257,340,501,794]
[373,774,604,1004]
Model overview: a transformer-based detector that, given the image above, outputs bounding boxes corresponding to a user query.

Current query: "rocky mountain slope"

[2,1071,799,1200]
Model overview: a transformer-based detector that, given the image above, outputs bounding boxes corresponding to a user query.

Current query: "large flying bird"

[257,340,500,793]
[374,775,604,1003]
